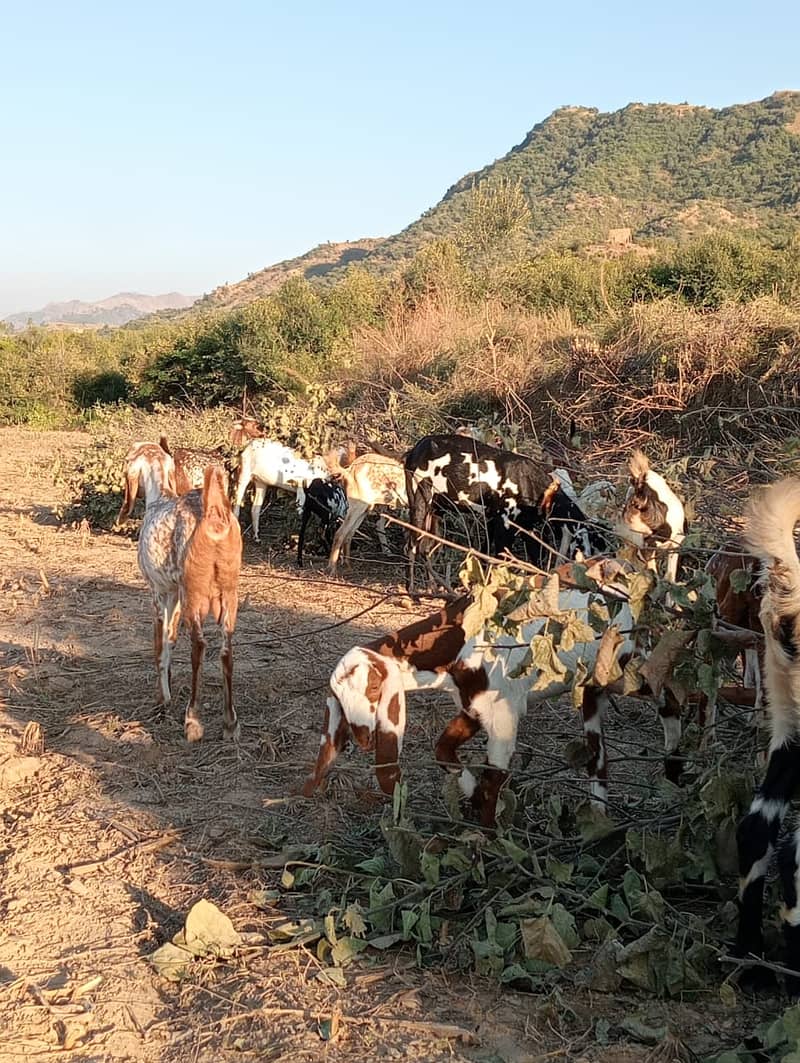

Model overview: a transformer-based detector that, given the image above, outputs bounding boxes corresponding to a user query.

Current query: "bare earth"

[0,429,753,1061]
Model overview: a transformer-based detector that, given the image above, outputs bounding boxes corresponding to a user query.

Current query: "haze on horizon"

[2,0,798,319]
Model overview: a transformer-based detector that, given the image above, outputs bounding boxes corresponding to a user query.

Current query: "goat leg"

[184,620,206,742]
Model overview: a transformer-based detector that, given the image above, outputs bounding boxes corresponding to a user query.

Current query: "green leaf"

[719,981,737,1008]
[368,933,403,950]
[545,858,574,884]
[420,850,440,886]
[401,908,419,939]
[729,567,751,593]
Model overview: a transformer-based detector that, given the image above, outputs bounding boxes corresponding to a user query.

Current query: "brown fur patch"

[351,723,374,751]
[386,691,402,726]
[370,599,469,672]
[435,713,481,767]
[450,661,489,711]
[365,658,388,703]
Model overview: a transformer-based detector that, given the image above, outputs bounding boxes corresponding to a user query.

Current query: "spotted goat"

[735,478,800,979]
[233,437,329,542]
[403,434,554,591]
[159,435,228,494]
[117,440,176,523]
[128,442,243,742]
[302,558,677,824]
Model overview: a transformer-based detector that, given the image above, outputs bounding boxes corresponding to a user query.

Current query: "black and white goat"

[735,478,800,978]
[515,468,616,568]
[297,478,348,567]
[403,434,552,591]
[619,450,686,584]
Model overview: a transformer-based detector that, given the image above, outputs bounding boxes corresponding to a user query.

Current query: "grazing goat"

[326,450,407,574]
[297,478,348,567]
[620,450,686,584]
[233,438,329,542]
[699,542,764,735]
[117,441,176,524]
[137,460,242,742]
[736,478,800,978]
[159,436,227,494]
[229,417,266,450]
[304,558,650,824]
[403,434,552,591]
[516,470,616,567]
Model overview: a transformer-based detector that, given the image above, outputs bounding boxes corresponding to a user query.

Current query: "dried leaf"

[520,916,572,968]
[182,899,242,958]
[343,903,367,938]
[593,625,624,687]
[148,942,193,981]
[639,630,693,697]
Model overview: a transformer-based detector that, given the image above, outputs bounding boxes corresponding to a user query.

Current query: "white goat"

[233,438,329,542]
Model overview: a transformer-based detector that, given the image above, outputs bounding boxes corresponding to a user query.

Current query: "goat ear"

[629,449,649,482]
[117,468,139,524]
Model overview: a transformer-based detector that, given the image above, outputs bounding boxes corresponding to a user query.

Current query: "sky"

[2,0,799,317]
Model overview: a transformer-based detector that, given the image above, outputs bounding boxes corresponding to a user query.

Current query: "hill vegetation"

[2,92,800,463]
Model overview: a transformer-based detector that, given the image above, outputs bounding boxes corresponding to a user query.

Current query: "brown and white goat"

[620,450,686,585]
[117,441,177,524]
[135,455,242,742]
[302,560,687,824]
[736,478,800,979]
[326,450,407,574]
[159,435,228,495]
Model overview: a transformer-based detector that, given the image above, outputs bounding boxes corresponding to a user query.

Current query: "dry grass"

[0,426,776,1062]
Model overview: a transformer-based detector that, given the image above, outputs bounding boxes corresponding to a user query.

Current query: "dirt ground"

[0,428,766,1062]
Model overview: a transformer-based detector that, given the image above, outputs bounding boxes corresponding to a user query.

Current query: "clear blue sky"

[2,0,798,316]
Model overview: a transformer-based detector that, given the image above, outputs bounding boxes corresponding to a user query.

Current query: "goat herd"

[115,417,800,979]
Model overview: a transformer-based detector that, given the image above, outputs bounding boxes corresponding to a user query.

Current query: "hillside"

[191,92,800,314]
[191,239,384,313]
[5,291,196,329]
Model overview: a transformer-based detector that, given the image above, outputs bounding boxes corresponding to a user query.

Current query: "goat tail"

[745,478,800,621]
[200,464,236,541]
[159,435,172,456]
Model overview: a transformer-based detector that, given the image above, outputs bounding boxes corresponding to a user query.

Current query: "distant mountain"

[191,92,800,314]
[5,291,197,329]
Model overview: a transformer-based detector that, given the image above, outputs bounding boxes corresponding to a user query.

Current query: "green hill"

[191,92,800,314]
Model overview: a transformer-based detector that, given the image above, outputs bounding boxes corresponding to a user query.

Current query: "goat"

[229,417,266,450]
[303,558,660,825]
[619,450,686,585]
[326,450,407,574]
[297,478,348,567]
[159,435,227,494]
[137,460,242,742]
[516,470,616,568]
[233,438,329,542]
[403,434,552,592]
[699,542,764,737]
[117,441,176,524]
[735,478,800,979]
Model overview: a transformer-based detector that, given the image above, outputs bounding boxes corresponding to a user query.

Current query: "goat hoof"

[223,721,240,743]
[184,718,205,743]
